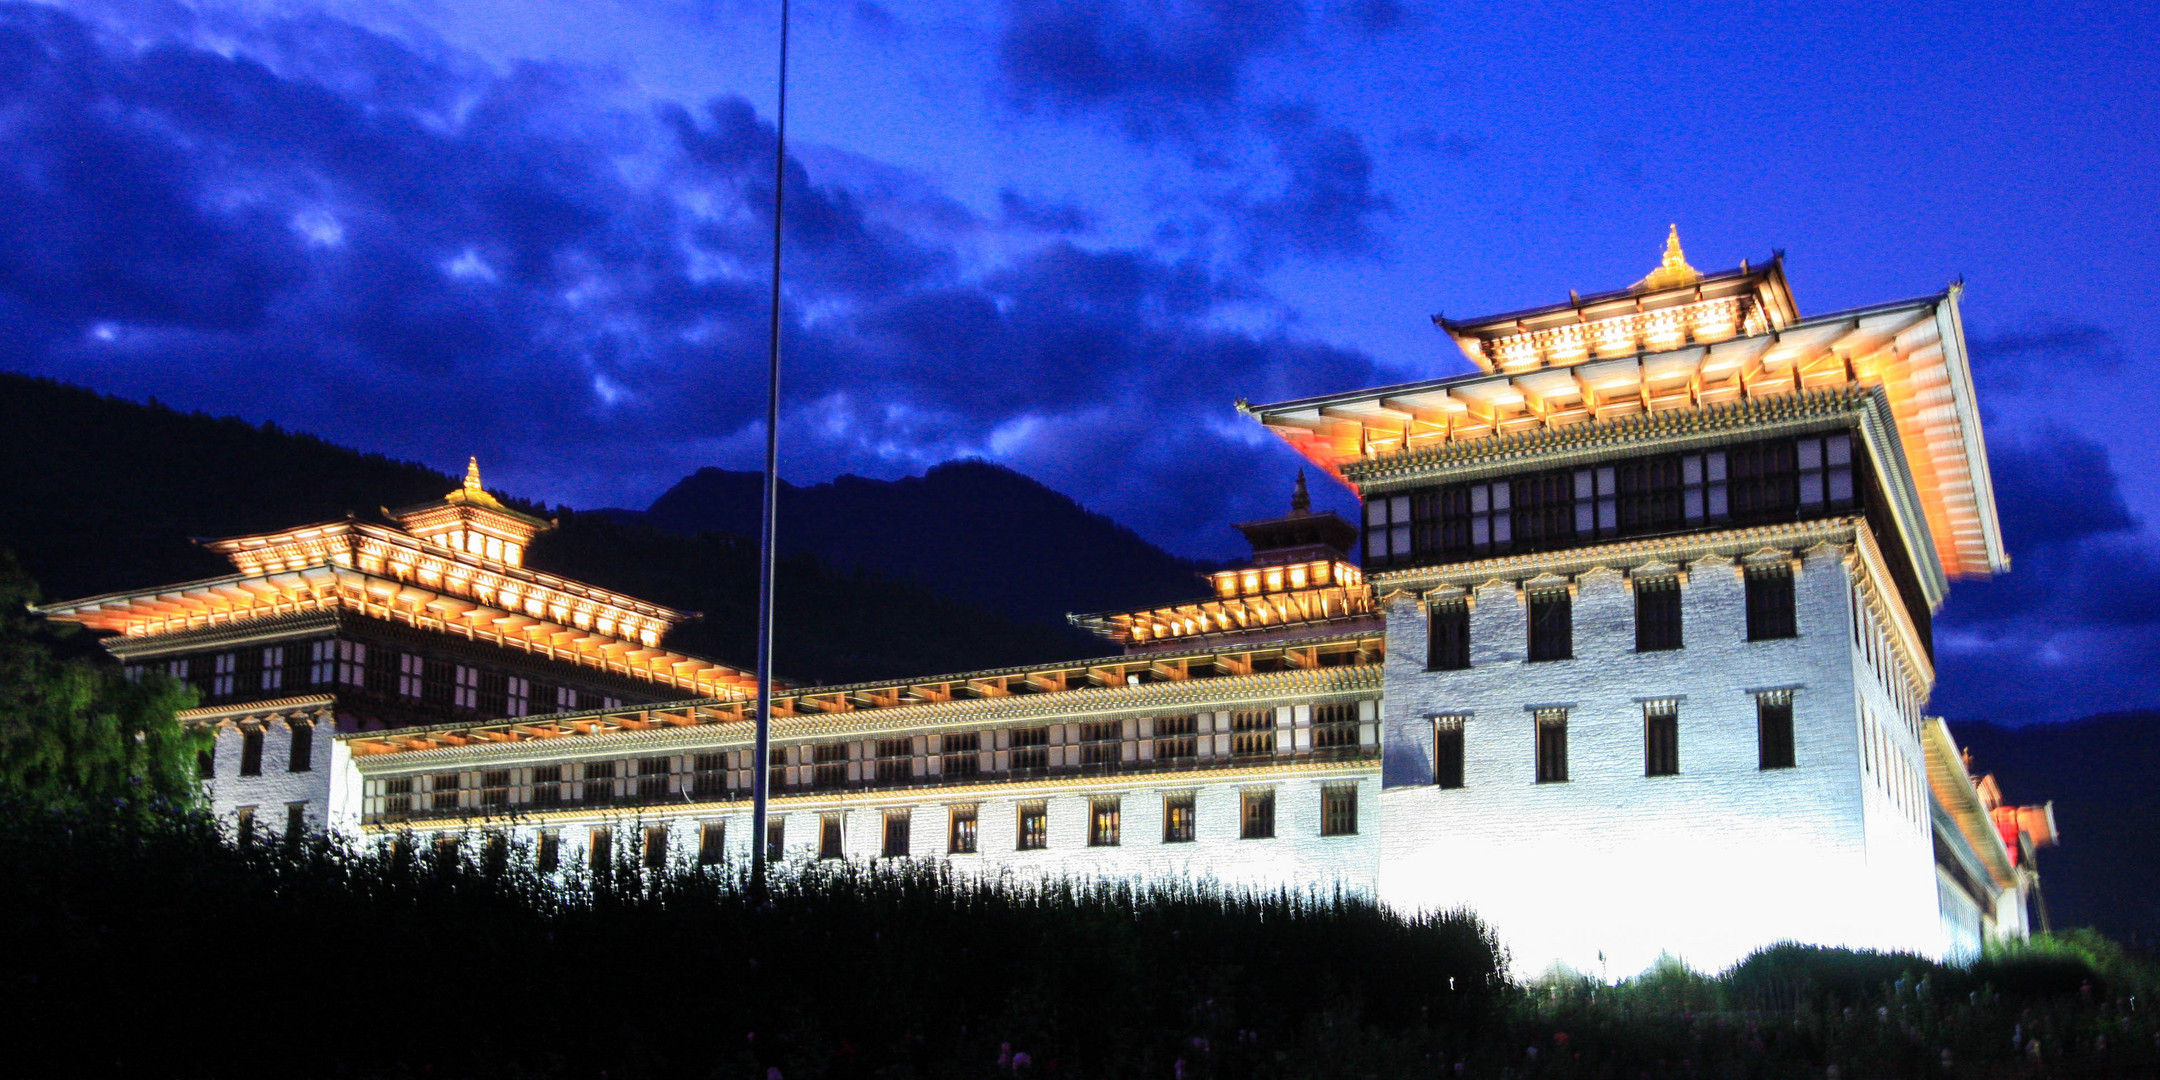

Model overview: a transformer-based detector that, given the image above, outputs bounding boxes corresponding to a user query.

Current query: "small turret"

[385,456,554,566]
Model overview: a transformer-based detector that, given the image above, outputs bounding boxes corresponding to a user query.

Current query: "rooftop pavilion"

[1238,229,2007,596]
[36,461,760,700]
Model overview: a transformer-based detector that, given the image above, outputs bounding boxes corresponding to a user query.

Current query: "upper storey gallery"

[1239,229,2007,612]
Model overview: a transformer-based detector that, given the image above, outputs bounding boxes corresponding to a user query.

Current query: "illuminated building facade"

[1242,228,2050,971]
[34,233,2056,975]
[35,461,757,832]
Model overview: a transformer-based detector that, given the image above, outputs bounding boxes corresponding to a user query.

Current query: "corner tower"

[1241,231,2011,974]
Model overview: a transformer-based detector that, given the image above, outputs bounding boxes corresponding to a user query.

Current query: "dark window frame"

[1644,703,1680,777]
[1239,788,1276,840]
[1428,601,1470,670]
[1088,797,1121,847]
[1320,783,1358,836]
[1758,693,1796,770]
[882,809,911,857]
[1534,711,1568,784]
[1634,578,1683,652]
[1433,717,1466,789]
[1527,593,1573,663]
[1746,567,1799,641]
[1162,792,1196,843]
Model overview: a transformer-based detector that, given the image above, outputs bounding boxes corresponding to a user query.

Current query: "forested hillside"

[0,373,1096,684]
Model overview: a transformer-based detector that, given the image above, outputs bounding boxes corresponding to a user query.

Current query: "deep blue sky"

[3,0,2156,723]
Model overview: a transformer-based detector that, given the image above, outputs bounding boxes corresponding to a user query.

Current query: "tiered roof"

[1240,230,2006,597]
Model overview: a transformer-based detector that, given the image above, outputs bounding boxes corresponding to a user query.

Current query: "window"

[942,731,982,777]
[431,773,461,811]
[699,822,726,865]
[766,818,785,861]
[167,658,190,682]
[123,664,144,683]
[636,757,669,799]
[537,829,560,871]
[240,727,264,776]
[480,769,511,807]
[1422,480,1512,560]
[1321,783,1358,836]
[285,803,306,839]
[337,641,366,687]
[287,723,313,772]
[1535,709,1569,783]
[692,753,728,797]
[1231,709,1276,757]
[1728,441,1798,518]
[1078,721,1122,766]
[1088,797,1121,847]
[1153,715,1198,760]
[1312,702,1360,749]
[1643,701,1680,777]
[812,743,850,789]
[532,765,562,806]
[589,827,612,874]
[1635,578,1682,652]
[1162,792,1196,843]
[383,777,413,816]
[1746,567,1797,640]
[309,641,335,685]
[818,813,844,859]
[235,806,256,847]
[1016,801,1048,850]
[398,653,425,699]
[1363,492,1414,566]
[260,647,285,692]
[643,826,668,870]
[453,664,480,709]
[1009,727,1049,770]
[601,696,623,710]
[1432,717,1466,789]
[1428,601,1470,670]
[1758,692,1796,770]
[1240,789,1275,839]
[882,810,911,857]
[506,676,531,718]
[556,686,580,712]
[1795,433,1855,510]
[210,653,237,697]
[948,805,978,854]
[198,745,215,779]
[1527,592,1572,662]
[583,760,615,804]
[875,738,913,785]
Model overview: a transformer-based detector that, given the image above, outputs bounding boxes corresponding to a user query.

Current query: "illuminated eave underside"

[1922,718,2018,890]
[193,518,686,644]
[1244,290,2006,586]
[1070,584,1377,645]
[338,631,1386,761]
[33,564,756,699]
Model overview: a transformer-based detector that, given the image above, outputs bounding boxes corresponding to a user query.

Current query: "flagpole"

[750,0,789,900]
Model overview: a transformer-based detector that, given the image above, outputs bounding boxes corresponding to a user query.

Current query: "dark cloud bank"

[0,3,2155,723]
[0,1,1381,559]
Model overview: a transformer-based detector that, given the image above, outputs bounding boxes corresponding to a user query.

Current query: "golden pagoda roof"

[1633,224,1702,291]
[1243,284,2006,597]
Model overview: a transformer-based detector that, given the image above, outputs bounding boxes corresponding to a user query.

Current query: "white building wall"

[205,719,336,835]
[1375,549,1937,977]
[399,771,1380,898]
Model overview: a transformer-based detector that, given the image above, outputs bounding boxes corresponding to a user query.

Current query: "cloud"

[1233,103,1393,260]
[1932,429,2160,722]
[0,1,1378,558]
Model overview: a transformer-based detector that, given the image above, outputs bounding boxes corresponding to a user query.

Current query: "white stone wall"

[205,719,336,836]
[1375,549,1940,978]
[402,770,1381,899]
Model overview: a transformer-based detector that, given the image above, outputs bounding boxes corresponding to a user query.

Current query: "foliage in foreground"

[0,550,204,818]
[0,807,1504,1080]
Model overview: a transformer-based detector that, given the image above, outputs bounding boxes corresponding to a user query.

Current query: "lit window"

[556,686,579,712]
[1088,797,1121,847]
[948,805,978,854]
[309,641,335,685]
[1016,801,1048,850]
[398,653,425,699]
[505,676,531,718]
[337,641,365,687]
[210,653,237,697]
[260,647,285,691]
[453,665,480,710]
[1162,792,1196,843]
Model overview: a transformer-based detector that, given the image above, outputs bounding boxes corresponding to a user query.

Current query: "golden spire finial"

[1633,223,1702,291]
[463,456,483,495]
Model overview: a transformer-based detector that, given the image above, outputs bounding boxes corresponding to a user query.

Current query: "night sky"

[3,1,2156,724]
